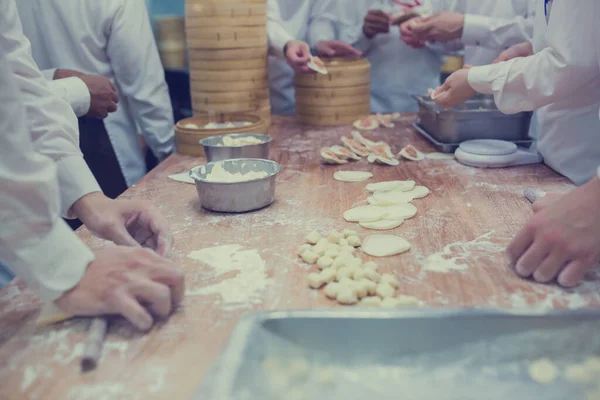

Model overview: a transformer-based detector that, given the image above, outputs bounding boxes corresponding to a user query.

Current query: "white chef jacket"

[0,0,94,302]
[16,0,176,187]
[312,0,444,113]
[267,0,295,59]
[1,0,101,218]
[268,0,337,115]
[442,0,536,66]
[468,0,600,185]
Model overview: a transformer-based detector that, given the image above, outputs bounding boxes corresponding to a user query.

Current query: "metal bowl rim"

[199,133,273,148]
[189,158,281,185]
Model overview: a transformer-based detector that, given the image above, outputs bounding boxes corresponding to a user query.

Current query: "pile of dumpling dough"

[299,230,419,307]
[343,179,430,230]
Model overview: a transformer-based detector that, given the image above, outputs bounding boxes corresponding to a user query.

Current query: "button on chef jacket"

[468,0,600,185]
[0,0,95,302]
[440,0,536,66]
[313,0,445,113]
[16,0,176,187]
[268,0,335,115]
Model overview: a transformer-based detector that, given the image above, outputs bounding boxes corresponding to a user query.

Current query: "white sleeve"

[461,11,534,50]
[0,49,94,303]
[267,0,294,59]
[466,0,599,114]
[307,0,338,46]
[47,77,91,117]
[105,0,175,161]
[42,68,57,80]
[1,0,101,218]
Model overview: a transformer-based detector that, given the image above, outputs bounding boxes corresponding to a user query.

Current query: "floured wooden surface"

[1,115,599,399]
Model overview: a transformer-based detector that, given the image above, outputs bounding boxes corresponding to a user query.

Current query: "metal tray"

[194,309,600,400]
[415,94,533,143]
[413,123,533,153]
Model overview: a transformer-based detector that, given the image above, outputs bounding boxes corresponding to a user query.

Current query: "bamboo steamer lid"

[191,88,269,104]
[189,68,267,82]
[188,47,266,61]
[185,2,265,18]
[295,57,370,88]
[189,56,266,71]
[186,27,266,49]
[295,86,370,107]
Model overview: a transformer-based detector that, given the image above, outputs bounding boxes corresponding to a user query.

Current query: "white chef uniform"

[313,0,445,113]
[16,0,176,187]
[267,0,295,59]
[467,0,600,185]
[268,0,336,115]
[0,0,95,300]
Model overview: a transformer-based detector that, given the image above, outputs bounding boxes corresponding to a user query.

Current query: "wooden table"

[1,115,599,399]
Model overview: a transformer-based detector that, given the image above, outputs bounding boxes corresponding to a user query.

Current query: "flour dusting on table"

[186,245,272,307]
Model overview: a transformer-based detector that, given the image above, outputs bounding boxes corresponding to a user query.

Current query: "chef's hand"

[408,12,465,42]
[363,10,390,39]
[400,17,427,48]
[54,69,118,119]
[316,40,362,57]
[493,41,534,63]
[71,192,173,257]
[430,68,476,108]
[284,40,311,73]
[507,178,600,287]
[55,246,185,331]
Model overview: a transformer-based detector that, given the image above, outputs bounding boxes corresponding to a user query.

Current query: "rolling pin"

[81,317,109,372]
[523,188,547,204]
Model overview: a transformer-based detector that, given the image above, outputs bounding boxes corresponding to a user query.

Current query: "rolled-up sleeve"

[2,0,100,218]
[0,44,94,303]
[267,0,294,59]
[105,0,175,162]
[467,0,599,114]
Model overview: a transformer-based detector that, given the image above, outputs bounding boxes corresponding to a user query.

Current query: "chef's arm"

[0,48,93,303]
[307,0,337,46]
[105,0,174,161]
[1,0,101,218]
[267,0,295,59]
[467,0,599,114]
[461,13,534,50]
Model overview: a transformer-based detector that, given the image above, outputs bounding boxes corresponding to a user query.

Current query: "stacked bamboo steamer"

[155,16,187,69]
[185,0,271,126]
[175,112,269,157]
[295,58,371,126]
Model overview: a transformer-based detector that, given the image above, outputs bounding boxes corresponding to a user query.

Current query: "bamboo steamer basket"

[186,27,266,49]
[294,58,371,89]
[192,97,271,113]
[189,68,267,83]
[188,47,267,61]
[189,56,266,70]
[185,14,266,28]
[296,107,371,126]
[191,78,268,92]
[191,88,269,105]
[175,112,267,157]
[191,106,271,126]
[295,87,370,107]
[185,2,265,18]
[155,16,186,43]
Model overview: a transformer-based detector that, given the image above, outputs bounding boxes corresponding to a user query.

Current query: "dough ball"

[328,230,343,244]
[305,231,322,245]
[528,358,558,385]
[297,244,312,256]
[362,261,378,270]
[332,255,349,270]
[320,268,337,283]
[376,283,396,298]
[353,268,367,281]
[308,272,324,289]
[324,282,340,299]
[336,284,358,305]
[380,297,402,308]
[317,256,334,269]
[363,267,381,283]
[343,229,357,238]
[338,278,355,287]
[340,245,356,256]
[301,250,319,264]
[354,280,369,298]
[313,238,330,255]
[346,235,362,247]
[324,248,339,259]
[363,280,377,296]
[339,238,349,247]
[336,266,357,282]
[359,296,382,307]
[345,257,362,269]
[380,274,398,289]
[396,295,420,306]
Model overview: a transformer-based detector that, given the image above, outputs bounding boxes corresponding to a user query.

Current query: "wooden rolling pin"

[81,317,109,372]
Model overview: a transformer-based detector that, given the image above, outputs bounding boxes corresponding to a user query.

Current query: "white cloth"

[268,0,335,115]
[0,2,94,302]
[314,0,444,113]
[468,0,600,185]
[16,0,175,187]
[2,0,101,218]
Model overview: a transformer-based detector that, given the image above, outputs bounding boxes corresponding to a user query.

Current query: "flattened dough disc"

[360,219,405,231]
[366,180,415,193]
[408,186,430,199]
[362,235,411,257]
[343,206,388,222]
[334,171,373,182]
[379,203,417,220]
[373,190,414,204]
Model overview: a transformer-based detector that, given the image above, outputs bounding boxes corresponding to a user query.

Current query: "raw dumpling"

[398,145,425,161]
[334,171,374,182]
[321,147,348,165]
[362,235,411,257]
[341,136,370,157]
[330,145,361,161]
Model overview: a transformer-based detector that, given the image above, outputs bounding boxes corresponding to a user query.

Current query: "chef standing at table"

[0,0,184,330]
[431,0,600,288]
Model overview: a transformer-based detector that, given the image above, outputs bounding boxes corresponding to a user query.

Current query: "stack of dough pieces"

[298,230,420,307]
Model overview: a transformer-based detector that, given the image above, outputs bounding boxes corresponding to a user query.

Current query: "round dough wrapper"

[360,219,405,231]
[426,152,455,160]
[362,235,411,257]
[373,190,414,204]
[366,180,416,193]
[379,203,417,220]
[529,358,558,385]
[334,171,374,182]
[343,206,388,223]
[408,186,430,199]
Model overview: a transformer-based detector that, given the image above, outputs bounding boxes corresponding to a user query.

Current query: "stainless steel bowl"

[189,158,281,213]
[200,134,272,163]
